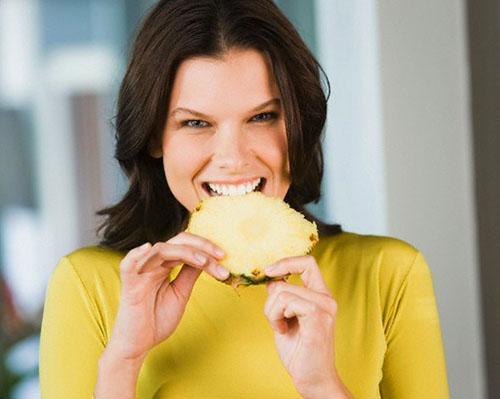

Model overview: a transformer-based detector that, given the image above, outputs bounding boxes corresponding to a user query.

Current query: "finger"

[265,291,334,329]
[265,291,323,333]
[138,242,227,279]
[120,243,153,274]
[168,231,226,260]
[169,265,203,304]
[264,255,329,294]
[266,281,337,316]
[136,243,229,280]
[265,290,310,322]
[264,289,293,334]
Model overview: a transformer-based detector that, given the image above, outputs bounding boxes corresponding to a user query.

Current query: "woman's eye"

[252,112,278,122]
[182,119,208,129]
[180,112,277,129]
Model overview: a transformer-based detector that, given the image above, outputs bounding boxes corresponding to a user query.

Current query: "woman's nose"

[212,128,251,170]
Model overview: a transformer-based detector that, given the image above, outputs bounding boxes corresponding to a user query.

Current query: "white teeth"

[207,178,261,196]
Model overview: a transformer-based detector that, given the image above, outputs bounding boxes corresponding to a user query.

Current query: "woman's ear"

[148,137,163,158]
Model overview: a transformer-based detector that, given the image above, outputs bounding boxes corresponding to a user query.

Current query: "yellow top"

[39,232,450,398]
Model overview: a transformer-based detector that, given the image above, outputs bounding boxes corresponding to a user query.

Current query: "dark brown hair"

[97,0,342,251]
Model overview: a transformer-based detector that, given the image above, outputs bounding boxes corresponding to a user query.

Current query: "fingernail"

[194,253,207,265]
[215,248,225,258]
[217,265,230,279]
[264,264,277,274]
[139,243,151,251]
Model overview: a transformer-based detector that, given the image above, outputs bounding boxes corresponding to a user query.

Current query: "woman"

[39,0,450,398]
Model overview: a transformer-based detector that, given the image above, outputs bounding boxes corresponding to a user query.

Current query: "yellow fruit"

[186,191,319,287]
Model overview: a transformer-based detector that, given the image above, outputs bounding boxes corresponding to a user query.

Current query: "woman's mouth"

[202,177,266,197]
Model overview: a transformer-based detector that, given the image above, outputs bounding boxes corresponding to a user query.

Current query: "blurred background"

[0,0,498,398]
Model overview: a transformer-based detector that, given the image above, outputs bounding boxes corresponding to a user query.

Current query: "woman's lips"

[201,178,267,196]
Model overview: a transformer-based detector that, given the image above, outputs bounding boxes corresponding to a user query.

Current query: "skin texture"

[98,49,352,398]
[151,48,291,211]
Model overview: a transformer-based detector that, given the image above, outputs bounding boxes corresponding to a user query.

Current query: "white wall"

[377,1,486,398]
[315,1,486,398]
[315,0,388,234]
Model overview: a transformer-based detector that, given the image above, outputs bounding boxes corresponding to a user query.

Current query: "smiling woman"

[39,0,450,398]
[91,0,341,251]
[153,49,291,212]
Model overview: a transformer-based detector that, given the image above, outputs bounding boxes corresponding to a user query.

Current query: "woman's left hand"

[263,255,352,399]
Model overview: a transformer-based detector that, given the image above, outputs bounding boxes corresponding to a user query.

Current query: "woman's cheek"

[163,136,206,191]
[165,135,207,166]
[259,131,288,172]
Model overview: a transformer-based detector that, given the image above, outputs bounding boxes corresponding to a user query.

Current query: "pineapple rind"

[224,273,285,288]
[187,192,319,286]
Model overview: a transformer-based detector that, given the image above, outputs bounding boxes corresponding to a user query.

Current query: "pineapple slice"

[186,191,319,287]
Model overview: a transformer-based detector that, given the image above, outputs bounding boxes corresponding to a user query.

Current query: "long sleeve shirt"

[39,231,450,398]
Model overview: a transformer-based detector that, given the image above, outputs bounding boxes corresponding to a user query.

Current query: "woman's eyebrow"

[169,97,281,119]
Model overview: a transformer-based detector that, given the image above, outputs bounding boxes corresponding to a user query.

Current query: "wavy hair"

[97,0,342,251]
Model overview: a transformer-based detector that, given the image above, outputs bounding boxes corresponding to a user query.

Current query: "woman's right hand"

[104,232,229,361]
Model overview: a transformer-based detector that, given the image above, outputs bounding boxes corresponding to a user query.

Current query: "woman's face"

[156,48,291,212]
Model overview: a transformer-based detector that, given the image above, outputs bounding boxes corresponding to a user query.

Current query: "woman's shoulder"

[315,231,431,313]
[316,230,420,258]
[49,245,125,291]
[43,246,125,333]
[314,231,424,282]
[64,245,125,267]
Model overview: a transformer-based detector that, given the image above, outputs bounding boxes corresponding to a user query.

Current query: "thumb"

[169,265,202,304]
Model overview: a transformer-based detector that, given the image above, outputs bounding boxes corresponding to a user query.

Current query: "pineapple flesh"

[186,191,319,287]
